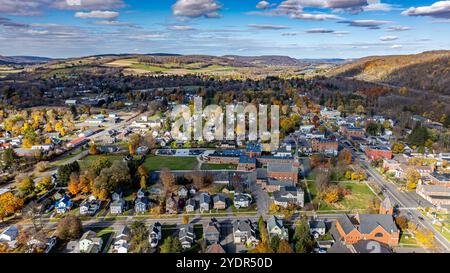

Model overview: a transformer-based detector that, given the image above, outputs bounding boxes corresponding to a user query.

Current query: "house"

[206,243,226,253]
[137,188,147,198]
[429,172,450,187]
[110,198,126,214]
[113,226,130,253]
[232,219,257,246]
[273,186,304,208]
[267,163,298,184]
[79,198,101,216]
[166,195,178,214]
[335,214,399,247]
[79,231,103,253]
[416,184,450,207]
[54,195,73,214]
[0,225,19,246]
[199,192,211,213]
[311,139,338,156]
[178,186,189,199]
[234,193,252,208]
[213,194,227,210]
[27,236,57,253]
[149,222,162,248]
[204,219,221,245]
[309,220,327,239]
[185,198,196,213]
[112,191,123,202]
[267,216,289,241]
[179,224,196,249]
[134,196,150,214]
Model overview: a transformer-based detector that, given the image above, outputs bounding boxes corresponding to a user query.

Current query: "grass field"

[78,155,126,170]
[201,163,237,170]
[399,232,420,247]
[306,181,377,211]
[142,155,198,171]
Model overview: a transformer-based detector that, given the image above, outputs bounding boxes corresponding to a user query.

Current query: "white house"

[267,216,289,241]
[79,231,103,253]
[308,220,326,239]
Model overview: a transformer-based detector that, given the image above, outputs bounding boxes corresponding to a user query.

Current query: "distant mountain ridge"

[0,55,54,65]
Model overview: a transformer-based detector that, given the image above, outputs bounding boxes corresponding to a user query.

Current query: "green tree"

[407,125,429,147]
[129,222,150,253]
[293,218,314,253]
[57,161,80,185]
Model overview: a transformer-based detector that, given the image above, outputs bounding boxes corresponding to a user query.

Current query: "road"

[343,142,450,252]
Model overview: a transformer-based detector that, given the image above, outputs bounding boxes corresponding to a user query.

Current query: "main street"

[343,141,450,252]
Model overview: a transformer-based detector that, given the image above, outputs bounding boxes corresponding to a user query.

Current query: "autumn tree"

[57,161,80,185]
[129,222,150,253]
[323,185,341,204]
[36,176,53,193]
[316,171,330,192]
[182,215,190,225]
[406,169,421,190]
[338,149,352,165]
[89,143,99,155]
[128,133,141,155]
[56,215,83,241]
[415,228,435,249]
[160,168,175,193]
[394,216,409,231]
[19,176,35,196]
[277,239,294,253]
[35,161,50,172]
[0,192,24,220]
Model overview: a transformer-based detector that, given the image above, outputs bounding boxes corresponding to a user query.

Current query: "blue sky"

[0,0,449,58]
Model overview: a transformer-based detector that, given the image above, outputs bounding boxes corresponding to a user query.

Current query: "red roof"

[68,137,88,146]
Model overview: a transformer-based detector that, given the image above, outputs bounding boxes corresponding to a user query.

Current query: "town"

[0,0,449,257]
[0,90,448,254]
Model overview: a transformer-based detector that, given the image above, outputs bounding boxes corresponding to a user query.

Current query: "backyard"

[142,155,198,171]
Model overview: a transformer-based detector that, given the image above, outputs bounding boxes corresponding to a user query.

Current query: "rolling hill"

[329,50,450,94]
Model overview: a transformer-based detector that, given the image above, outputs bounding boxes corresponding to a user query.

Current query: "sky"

[0,0,449,58]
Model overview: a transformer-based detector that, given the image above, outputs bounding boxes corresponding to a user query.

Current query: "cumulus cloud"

[256,1,272,9]
[338,19,391,29]
[0,0,125,16]
[53,0,125,10]
[402,1,450,19]
[379,35,398,41]
[248,24,290,29]
[75,10,119,19]
[168,25,196,31]
[172,0,222,19]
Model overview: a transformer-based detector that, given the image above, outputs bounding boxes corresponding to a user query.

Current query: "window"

[375,232,383,238]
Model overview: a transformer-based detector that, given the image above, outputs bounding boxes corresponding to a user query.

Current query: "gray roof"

[337,215,356,234]
[267,215,283,231]
[213,194,227,203]
[267,163,297,173]
[233,219,255,234]
[309,220,326,230]
[381,197,393,211]
[353,240,392,253]
[200,192,211,204]
[358,214,398,234]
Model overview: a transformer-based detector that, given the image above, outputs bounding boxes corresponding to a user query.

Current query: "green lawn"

[78,155,126,170]
[142,156,198,171]
[306,180,377,211]
[201,163,237,170]
[399,232,420,247]
[92,227,114,252]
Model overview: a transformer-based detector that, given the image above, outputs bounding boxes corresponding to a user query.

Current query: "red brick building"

[267,163,298,184]
[311,139,338,155]
[365,146,393,160]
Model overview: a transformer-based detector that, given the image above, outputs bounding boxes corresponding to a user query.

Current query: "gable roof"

[206,244,225,253]
[358,214,398,234]
[337,215,357,235]
[267,215,284,231]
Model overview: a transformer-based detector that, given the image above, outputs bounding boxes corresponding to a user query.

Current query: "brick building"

[311,138,338,156]
[365,146,393,160]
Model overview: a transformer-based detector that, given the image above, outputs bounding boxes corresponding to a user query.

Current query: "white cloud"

[75,10,119,19]
[391,44,403,49]
[387,26,412,32]
[256,1,272,9]
[402,1,450,19]
[291,13,343,20]
[379,35,398,41]
[172,0,222,19]
[0,0,125,16]
[248,24,290,29]
[168,25,196,31]
[338,19,391,29]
